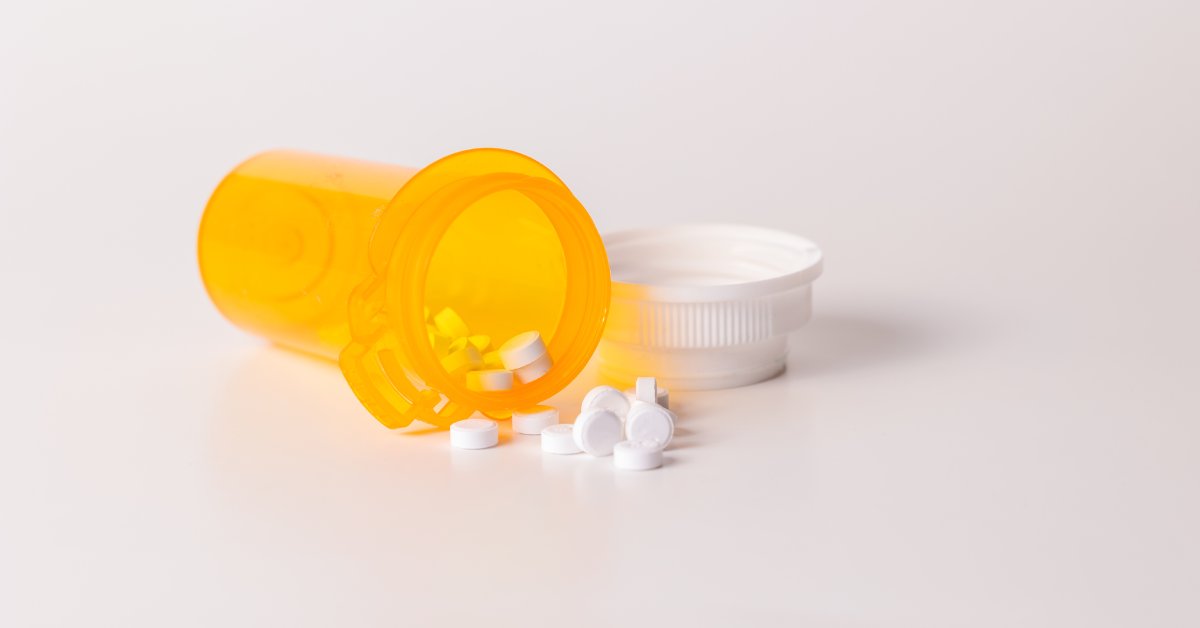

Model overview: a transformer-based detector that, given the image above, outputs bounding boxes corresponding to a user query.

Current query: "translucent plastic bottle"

[198,149,610,428]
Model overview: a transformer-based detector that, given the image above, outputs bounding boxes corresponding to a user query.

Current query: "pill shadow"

[788,313,940,377]
[660,455,682,468]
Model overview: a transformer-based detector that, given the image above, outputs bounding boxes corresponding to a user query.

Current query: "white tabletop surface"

[3,2,1198,626]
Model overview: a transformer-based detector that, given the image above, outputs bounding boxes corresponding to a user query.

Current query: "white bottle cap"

[450,418,499,449]
[541,423,581,454]
[600,224,822,390]
[613,440,664,470]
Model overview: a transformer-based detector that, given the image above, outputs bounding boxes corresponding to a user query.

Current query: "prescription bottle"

[198,149,610,429]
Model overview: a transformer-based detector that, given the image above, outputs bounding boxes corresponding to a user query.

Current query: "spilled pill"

[613,440,664,471]
[541,423,580,454]
[627,377,669,409]
[627,386,669,409]
[625,401,675,447]
[581,385,631,419]
[450,418,499,450]
[572,408,623,457]
[635,377,657,404]
[513,405,559,435]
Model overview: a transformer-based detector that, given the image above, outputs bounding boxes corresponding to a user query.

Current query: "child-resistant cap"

[599,224,822,390]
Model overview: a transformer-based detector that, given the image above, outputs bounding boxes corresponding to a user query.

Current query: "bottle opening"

[342,149,610,428]
[424,189,568,348]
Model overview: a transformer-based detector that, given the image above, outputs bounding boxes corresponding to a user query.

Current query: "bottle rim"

[339,148,610,428]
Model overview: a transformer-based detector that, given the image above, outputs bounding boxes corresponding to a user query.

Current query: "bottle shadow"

[206,345,368,458]
[214,342,466,437]
[787,311,943,378]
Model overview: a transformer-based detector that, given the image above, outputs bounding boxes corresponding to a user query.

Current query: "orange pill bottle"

[198,149,610,428]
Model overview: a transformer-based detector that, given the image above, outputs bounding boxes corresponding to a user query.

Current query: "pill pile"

[427,307,553,391]
[449,376,676,472]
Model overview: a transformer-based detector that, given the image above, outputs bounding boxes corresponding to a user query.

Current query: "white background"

[2,1,1198,626]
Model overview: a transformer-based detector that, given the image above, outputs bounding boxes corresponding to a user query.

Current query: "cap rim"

[605,223,822,303]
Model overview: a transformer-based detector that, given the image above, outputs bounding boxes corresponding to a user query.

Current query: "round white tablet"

[465,369,514,391]
[625,401,675,447]
[513,405,559,435]
[514,351,553,384]
[541,423,580,454]
[613,440,664,471]
[635,377,657,404]
[655,386,670,409]
[572,408,623,457]
[581,385,631,419]
[626,384,669,409]
[498,331,548,369]
[450,418,499,449]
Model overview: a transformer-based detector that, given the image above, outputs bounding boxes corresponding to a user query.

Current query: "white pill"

[450,418,499,449]
[625,401,675,447]
[513,351,553,384]
[498,331,548,369]
[626,383,669,409]
[581,385,631,419]
[613,440,664,471]
[513,405,559,435]
[465,369,513,391]
[635,377,657,404]
[541,423,581,454]
[572,408,623,457]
